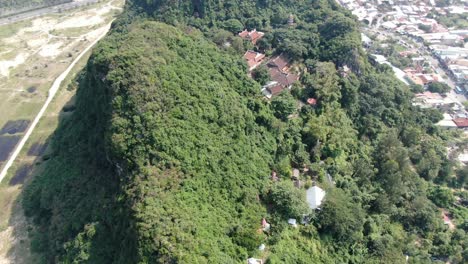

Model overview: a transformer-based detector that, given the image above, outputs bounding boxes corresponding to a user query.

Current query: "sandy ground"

[0,53,25,76]
[55,14,104,29]
[0,0,121,77]
[38,41,64,57]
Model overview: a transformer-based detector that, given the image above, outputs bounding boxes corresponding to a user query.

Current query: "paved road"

[427,56,467,103]
[0,21,113,183]
[0,0,99,26]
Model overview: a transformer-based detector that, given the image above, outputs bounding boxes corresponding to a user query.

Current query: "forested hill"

[126,0,363,69]
[0,0,72,17]
[23,0,467,263]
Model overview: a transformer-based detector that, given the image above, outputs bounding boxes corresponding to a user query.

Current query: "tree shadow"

[3,93,86,263]
[3,138,51,263]
[2,94,64,263]
[5,64,138,262]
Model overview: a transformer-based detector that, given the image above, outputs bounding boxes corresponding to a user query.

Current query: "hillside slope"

[22,0,468,263]
[23,21,287,263]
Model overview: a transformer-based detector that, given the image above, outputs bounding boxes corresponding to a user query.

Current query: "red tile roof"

[238,29,264,44]
[269,67,297,87]
[243,50,265,71]
[307,98,317,105]
[454,118,468,128]
[238,29,249,38]
[268,54,290,71]
[249,30,264,44]
[286,73,299,84]
[244,50,257,60]
[268,84,285,96]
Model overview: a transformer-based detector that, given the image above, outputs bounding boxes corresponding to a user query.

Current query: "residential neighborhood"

[338,0,468,132]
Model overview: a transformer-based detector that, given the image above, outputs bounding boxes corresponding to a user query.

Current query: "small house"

[261,81,284,99]
[454,118,468,129]
[287,218,298,227]
[268,54,291,72]
[247,258,263,264]
[243,50,265,71]
[239,29,265,45]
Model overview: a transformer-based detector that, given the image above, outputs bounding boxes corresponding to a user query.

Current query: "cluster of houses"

[404,66,442,86]
[432,48,468,91]
[239,29,300,99]
[341,0,466,34]
[437,113,468,130]
[339,0,468,132]
[240,31,327,262]
[340,0,468,93]
[412,91,468,129]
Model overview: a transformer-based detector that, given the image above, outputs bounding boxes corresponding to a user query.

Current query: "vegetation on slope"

[23,0,468,263]
[24,21,282,263]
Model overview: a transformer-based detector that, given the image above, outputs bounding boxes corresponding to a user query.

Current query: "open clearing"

[0,0,124,263]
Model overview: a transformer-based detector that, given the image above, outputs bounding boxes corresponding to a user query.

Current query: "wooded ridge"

[22,0,468,263]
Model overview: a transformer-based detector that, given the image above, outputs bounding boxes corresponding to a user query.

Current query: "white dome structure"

[306,186,326,210]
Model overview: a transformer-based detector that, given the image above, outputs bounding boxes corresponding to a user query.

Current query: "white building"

[436,113,458,128]
[306,186,326,210]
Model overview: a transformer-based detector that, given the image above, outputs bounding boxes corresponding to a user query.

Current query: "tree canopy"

[22,0,468,263]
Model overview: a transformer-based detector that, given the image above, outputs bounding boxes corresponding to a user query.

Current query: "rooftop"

[239,29,265,44]
[243,50,265,71]
[453,118,468,128]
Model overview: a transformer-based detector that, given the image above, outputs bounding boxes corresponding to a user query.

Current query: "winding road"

[0,21,113,183]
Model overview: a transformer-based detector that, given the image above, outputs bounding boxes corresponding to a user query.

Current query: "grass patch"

[0,20,31,39]
[50,27,91,38]
[0,186,20,231]
[12,101,44,119]
[0,49,18,61]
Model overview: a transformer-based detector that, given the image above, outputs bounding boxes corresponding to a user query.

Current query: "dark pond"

[0,120,30,135]
[0,135,20,161]
[27,86,37,93]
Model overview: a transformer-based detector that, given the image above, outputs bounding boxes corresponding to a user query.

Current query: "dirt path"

[0,21,113,183]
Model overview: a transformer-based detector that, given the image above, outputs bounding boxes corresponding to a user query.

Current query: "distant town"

[339,0,468,136]
[336,2,468,243]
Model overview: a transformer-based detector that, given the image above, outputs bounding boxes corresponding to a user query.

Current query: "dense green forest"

[23,0,467,263]
[0,0,72,17]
